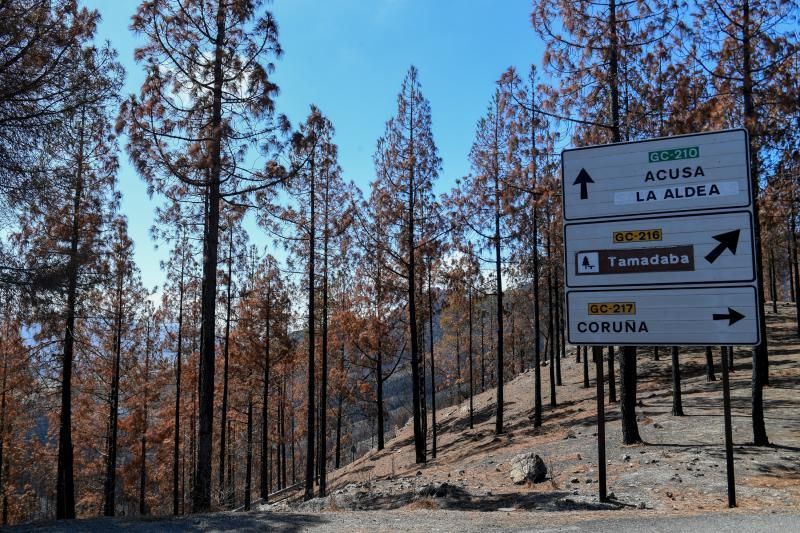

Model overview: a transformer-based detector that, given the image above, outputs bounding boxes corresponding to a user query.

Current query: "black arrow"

[573,168,594,200]
[704,229,741,264]
[712,308,745,326]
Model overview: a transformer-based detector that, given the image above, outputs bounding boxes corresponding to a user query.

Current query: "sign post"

[562,129,760,508]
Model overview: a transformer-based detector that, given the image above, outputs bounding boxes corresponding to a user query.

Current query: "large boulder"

[509,452,547,484]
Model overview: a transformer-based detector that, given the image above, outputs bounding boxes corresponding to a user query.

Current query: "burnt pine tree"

[264,107,342,498]
[691,0,799,446]
[102,219,136,517]
[123,0,295,511]
[499,65,555,429]
[455,88,517,434]
[15,43,123,519]
[371,66,441,463]
[532,0,677,445]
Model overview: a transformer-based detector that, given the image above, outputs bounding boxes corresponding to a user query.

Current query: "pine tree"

[122,0,292,510]
[690,0,799,446]
[14,43,122,518]
[371,66,441,463]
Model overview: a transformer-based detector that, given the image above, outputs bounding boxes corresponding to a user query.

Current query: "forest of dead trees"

[0,0,797,525]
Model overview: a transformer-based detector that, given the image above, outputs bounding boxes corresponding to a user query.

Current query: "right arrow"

[713,307,745,326]
[704,229,741,264]
[573,168,594,200]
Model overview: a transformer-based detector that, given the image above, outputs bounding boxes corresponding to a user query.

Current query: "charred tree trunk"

[0,338,8,525]
[244,394,253,511]
[219,231,234,506]
[172,256,185,516]
[494,168,505,434]
[791,210,799,335]
[428,263,439,451]
[227,421,234,507]
[56,110,86,520]
[705,347,717,382]
[304,153,317,499]
[546,224,556,407]
[787,218,796,304]
[620,347,642,444]
[319,179,330,498]
[768,247,778,314]
[671,346,684,416]
[406,96,426,465]
[139,320,151,516]
[468,289,475,429]
[530,77,543,429]
[193,2,227,511]
[376,349,385,451]
[553,266,562,386]
[741,0,769,445]
[104,267,124,516]
[607,346,616,403]
[280,375,287,490]
[335,394,343,469]
[480,311,486,392]
[583,346,589,388]
[260,285,271,501]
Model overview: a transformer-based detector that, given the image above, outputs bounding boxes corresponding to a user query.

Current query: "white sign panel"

[561,129,761,346]
[562,129,752,221]
[566,287,760,345]
[565,211,755,287]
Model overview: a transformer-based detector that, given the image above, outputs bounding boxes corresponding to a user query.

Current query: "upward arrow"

[704,229,741,264]
[573,168,594,200]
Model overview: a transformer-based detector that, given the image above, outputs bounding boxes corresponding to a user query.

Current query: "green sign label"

[648,146,699,163]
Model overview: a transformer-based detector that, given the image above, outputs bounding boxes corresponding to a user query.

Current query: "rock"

[497,507,516,512]
[416,482,459,498]
[571,477,579,484]
[638,501,647,509]
[621,454,631,462]
[458,469,465,475]
[509,452,548,484]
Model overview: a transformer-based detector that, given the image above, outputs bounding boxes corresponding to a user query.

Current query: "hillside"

[273,305,800,515]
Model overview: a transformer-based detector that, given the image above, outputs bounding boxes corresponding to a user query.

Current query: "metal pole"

[720,346,737,508]
[594,346,607,502]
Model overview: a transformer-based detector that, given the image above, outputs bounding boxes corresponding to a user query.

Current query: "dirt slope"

[274,304,800,515]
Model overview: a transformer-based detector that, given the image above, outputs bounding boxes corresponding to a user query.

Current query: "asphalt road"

[8,510,800,532]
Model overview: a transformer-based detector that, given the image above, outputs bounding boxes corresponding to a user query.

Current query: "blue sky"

[83,0,543,291]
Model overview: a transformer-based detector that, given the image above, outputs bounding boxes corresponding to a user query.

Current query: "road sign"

[562,129,761,346]
[566,286,760,345]
[565,211,755,288]
[562,129,752,221]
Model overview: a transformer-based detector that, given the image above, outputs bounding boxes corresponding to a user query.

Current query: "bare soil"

[271,304,800,516]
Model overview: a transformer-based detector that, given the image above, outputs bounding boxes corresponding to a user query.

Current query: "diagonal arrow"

[712,307,745,326]
[573,168,594,200]
[704,229,741,264]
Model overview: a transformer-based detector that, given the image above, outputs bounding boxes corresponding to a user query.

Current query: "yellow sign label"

[588,302,637,315]
[613,229,662,243]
